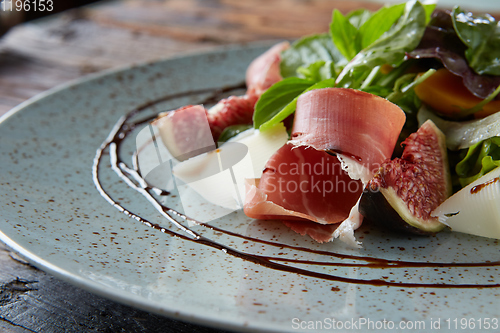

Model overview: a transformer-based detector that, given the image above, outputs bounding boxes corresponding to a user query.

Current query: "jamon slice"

[290,88,407,183]
[154,42,289,159]
[244,143,364,245]
[207,42,289,140]
[244,143,363,222]
[245,88,406,246]
[283,221,339,244]
[153,105,216,161]
[246,41,289,97]
[207,94,258,141]
[207,42,289,141]
[244,145,365,245]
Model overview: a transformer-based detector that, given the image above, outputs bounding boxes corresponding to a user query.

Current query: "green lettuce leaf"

[452,7,500,76]
[386,68,435,106]
[423,3,435,24]
[279,34,346,79]
[256,1,433,133]
[330,3,406,61]
[456,137,500,187]
[336,0,427,87]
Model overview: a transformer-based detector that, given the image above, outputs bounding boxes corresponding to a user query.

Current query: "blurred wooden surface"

[0,0,382,116]
[0,0,382,332]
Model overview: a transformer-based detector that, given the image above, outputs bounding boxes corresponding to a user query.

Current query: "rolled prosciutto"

[244,88,406,247]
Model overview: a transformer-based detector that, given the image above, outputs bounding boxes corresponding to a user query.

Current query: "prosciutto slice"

[207,94,258,141]
[154,42,289,158]
[244,143,363,222]
[245,88,406,246]
[208,41,290,140]
[283,221,339,244]
[207,41,290,140]
[290,88,406,182]
[246,41,289,97]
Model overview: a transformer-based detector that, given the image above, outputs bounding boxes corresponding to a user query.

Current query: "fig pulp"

[359,120,452,234]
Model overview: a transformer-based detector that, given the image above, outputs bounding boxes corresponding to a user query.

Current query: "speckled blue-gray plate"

[1,44,499,333]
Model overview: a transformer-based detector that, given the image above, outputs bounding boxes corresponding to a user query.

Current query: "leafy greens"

[279,34,346,80]
[251,0,500,192]
[334,1,428,85]
[452,7,500,76]
[409,9,500,100]
[253,0,435,130]
[456,137,500,186]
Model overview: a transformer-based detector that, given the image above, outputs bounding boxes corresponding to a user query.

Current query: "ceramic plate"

[1,43,499,333]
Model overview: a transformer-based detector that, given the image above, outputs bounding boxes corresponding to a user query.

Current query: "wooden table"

[0,1,384,332]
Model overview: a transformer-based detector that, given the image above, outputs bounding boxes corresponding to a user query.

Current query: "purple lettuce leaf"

[408,10,500,100]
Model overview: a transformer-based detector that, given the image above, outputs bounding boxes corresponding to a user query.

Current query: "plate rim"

[2,38,499,333]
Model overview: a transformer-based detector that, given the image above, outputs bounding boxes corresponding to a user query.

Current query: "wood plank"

[0,243,234,332]
[89,0,381,41]
[0,0,382,116]
[0,12,214,115]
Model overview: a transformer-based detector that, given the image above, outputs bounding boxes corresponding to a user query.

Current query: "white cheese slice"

[432,167,500,239]
[172,123,289,211]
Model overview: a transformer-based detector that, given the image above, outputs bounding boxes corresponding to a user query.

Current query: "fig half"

[359,120,452,234]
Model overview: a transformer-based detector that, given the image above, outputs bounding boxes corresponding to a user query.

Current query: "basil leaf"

[297,60,336,82]
[347,9,372,29]
[259,78,336,131]
[330,9,359,60]
[423,3,436,24]
[253,77,315,129]
[357,3,405,50]
[218,124,252,143]
[336,0,427,86]
[280,34,346,79]
[452,7,500,76]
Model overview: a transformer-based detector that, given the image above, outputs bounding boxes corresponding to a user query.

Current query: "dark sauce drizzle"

[92,84,500,289]
[471,177,500,194]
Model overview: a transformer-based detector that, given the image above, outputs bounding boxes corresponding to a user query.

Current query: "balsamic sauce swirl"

[92,84,500,289]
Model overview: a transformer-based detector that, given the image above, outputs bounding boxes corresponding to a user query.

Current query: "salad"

[153,0,500,247]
